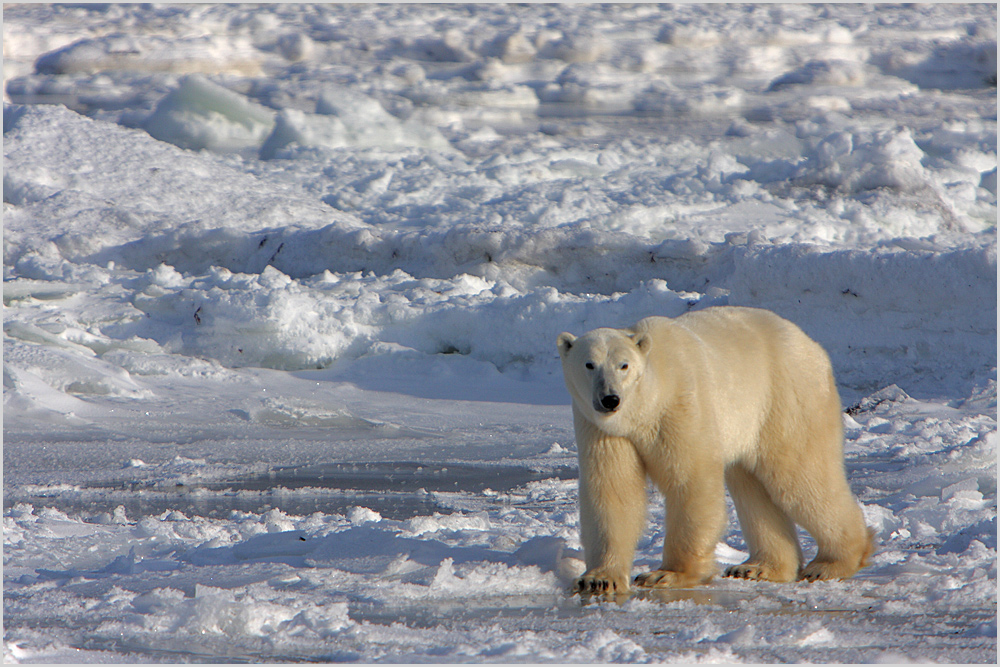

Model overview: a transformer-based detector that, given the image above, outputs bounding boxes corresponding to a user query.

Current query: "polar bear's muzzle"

[594,393,621,413]
[592,374,622,414]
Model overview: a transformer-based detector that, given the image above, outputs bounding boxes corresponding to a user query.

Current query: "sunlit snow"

[3,3,996,663]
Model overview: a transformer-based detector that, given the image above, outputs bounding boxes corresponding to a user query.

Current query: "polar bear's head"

[557,327,651,429]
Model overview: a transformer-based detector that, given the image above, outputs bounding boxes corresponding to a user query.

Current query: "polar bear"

[557,306,873,594]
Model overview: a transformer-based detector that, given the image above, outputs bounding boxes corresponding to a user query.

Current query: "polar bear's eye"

[620,363,629,370]
[585,362,595,370]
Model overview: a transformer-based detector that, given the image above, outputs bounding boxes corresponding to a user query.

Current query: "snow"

[3,3,996,663]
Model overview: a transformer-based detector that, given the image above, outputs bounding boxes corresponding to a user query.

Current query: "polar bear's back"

[635,306,833,383]
[634,306,842,459]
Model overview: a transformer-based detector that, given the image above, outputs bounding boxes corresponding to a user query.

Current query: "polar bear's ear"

[634,334,652,354]
[557,332,576,356]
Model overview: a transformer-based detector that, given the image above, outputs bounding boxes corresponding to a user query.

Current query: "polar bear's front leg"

[573,423,647,595]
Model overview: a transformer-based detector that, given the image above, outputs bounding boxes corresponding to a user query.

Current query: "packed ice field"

[3,3,997,663]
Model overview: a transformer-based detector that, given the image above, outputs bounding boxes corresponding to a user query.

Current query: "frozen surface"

[3,3,996,663]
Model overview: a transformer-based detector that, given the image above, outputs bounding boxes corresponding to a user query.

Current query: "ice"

[3,3,996,663]
[35,33,263,77]
[144,74,276,153]
[261,88,452,158]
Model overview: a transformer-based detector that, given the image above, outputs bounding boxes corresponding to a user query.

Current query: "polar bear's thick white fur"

[557,306,873,594]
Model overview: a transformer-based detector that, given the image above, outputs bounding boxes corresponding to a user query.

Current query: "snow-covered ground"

[3,3,996,663]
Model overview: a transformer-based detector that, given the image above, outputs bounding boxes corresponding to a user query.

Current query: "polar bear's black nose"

[600,394,620,411]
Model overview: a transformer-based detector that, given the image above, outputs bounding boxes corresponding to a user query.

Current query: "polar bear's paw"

[724,561,797,583]
[800,558,861,582]
[633,568,713,589]
[572,569,630,595]
[800,528,875,581]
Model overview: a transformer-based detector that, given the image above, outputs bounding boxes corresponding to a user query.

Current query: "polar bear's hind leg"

[723,464,803,582]
[761,432,874,583]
